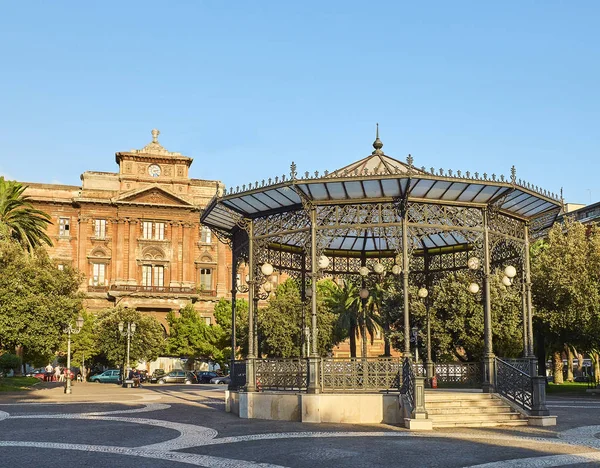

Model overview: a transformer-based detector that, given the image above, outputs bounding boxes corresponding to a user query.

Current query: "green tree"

[325,280,381,358]
[165,305,227,366]
[0,177,52,252]
[0,237,82,367]
[531,220,600,383]
[258,278,336,358]
[0,353,21,375]
[96,306,164,367]
[64,311,101,369]
[213,298,249,358]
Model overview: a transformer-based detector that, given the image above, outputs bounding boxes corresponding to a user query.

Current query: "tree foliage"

[0,177,52,252]
[0,353,21,374]
[165,305,227,366]
[0,236,82,364]
[95,306,164,367]
[213,298,249,358]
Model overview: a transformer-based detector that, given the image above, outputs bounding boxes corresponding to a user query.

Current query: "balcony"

[109,285,196,294]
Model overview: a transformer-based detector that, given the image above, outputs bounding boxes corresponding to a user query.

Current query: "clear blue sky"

[1,1,598,204]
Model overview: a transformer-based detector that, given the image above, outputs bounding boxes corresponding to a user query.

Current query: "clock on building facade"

[148,164,161,177]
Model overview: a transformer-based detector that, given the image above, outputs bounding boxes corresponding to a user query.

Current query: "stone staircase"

[424,390,528,428]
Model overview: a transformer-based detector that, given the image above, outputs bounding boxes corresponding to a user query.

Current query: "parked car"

[574,376,590,383]
[149,369,166,383]
[195,371,218,384]
[26,368,46,380]
[89,369,121,383]
[210,375,231,385]
[156,370,197,385]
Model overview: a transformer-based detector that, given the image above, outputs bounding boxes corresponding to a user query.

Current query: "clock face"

[148,164,161,177]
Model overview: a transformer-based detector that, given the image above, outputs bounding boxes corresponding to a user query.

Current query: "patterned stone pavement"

[1,383,600,467]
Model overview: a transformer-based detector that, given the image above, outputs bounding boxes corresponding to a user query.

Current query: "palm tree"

[0,177,52,252]
[326,281,381,358]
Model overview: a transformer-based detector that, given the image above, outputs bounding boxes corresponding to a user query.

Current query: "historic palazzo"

[23,130,231,331]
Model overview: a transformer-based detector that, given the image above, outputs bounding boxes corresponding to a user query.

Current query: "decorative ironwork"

[231,360,247,390]
[434,362,482,387]
[401,357,415,413]
[504,358,534,376]
[320,357,402,393]
[255,359,308,391]
[108,285,196,294]
[495,358,533,411]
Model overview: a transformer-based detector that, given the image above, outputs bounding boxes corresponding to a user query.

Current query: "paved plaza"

[0,383,600,467]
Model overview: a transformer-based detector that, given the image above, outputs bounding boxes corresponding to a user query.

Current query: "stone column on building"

[115,219,126,284]
[179,222,184,284]
[110,219,119,284]
[128,219,138,285]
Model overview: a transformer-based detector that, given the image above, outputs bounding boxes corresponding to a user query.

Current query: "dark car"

[149,369,166,383]
[157,370,197,385]
[210,375,231,385]
[574,376,590,383]
[195,371,218,384]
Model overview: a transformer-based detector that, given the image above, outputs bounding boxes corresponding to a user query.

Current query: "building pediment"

[114,186,193,207]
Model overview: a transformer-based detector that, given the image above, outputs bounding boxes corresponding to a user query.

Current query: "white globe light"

[359,288,369,299]
[468,283,480,294]
[245,274,250,283]
[502,275,512,287]
[418,287,429,298]
[391,264,401,275]
[306,286,313,298]
[318,255,330,269]
[263,281,273,292]
[504,265,517,279]
[374,262,385,274]
[261,263,274,276]
[359,266,370,277]
[467,257,480,270]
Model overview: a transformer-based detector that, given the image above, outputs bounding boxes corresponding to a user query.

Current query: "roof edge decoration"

[201,126,563,238]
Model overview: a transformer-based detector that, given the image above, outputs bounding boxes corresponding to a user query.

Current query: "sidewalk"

[0,380,158,404]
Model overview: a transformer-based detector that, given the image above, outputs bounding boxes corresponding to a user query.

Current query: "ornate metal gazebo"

[201,128,561,423]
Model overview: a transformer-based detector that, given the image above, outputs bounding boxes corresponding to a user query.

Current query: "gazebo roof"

[201,131,562,251]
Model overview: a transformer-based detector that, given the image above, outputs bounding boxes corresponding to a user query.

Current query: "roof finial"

[151,129,160,143]
[372,123,384,155]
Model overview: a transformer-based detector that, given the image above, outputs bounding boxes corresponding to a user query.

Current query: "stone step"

[426,405,514,415]
[424,392,492,401]
[428,412,523,422]
[425,399,506,408]
[432,419,528,428]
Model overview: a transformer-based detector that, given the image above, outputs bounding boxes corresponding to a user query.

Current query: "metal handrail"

[495,357,533,411]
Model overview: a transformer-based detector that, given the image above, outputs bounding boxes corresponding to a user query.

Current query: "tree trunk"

[566,344,574,382]
[595,353,600,385]
[577,352,584,377]
[349,325,356,358]
[553,351,564,384]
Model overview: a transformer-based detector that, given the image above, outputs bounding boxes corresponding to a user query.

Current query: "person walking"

[55,366,62,382]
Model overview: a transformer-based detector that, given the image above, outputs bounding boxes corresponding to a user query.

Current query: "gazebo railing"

[434,362,482,387]
[504,358,536,376]
[320,357,402,393]
[230,360,247,390]
[255,358,308,391]
[495,358,533,412]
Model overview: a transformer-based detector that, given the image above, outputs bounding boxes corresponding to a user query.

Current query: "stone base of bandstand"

[226,390,413,426]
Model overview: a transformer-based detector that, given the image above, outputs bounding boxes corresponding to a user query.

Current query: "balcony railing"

[108,285,197,294]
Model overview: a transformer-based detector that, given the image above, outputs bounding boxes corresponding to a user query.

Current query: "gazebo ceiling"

[201,130,562,252]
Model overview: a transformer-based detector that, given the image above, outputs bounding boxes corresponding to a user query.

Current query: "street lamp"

[119,321,136,383]
[63,315,84,394]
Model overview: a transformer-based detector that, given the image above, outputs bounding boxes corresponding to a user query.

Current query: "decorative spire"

[151,129,160,143]
[372,123,384,155]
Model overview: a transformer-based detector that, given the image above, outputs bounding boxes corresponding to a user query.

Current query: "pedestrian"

[55,366,62,382]
[45,363,53,382]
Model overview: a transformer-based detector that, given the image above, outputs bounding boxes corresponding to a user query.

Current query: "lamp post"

[119,321,136,383]
[63,315,84,394]
[418,287,434,378]
[253,264,276,358]
[411,326,420,363]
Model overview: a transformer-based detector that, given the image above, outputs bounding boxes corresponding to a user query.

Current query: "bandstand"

[201,129,561,429]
